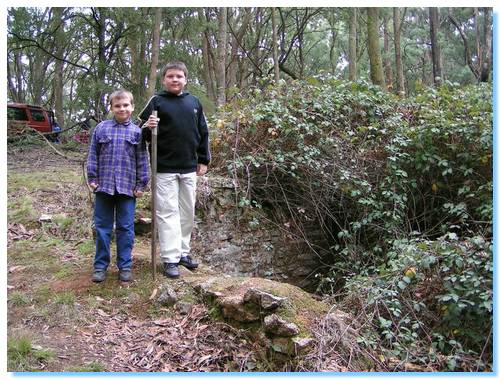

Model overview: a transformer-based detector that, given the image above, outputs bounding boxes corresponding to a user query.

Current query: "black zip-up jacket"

[138,90,210,174]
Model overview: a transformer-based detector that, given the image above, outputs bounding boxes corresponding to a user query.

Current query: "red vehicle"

[7,103,56,133]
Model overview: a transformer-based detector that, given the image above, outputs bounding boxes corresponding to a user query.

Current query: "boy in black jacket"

[139,61,210,278]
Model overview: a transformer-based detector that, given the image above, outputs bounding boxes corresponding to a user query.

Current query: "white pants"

[156,172,197,263]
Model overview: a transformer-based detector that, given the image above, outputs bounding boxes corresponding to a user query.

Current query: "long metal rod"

[150,110,158,279]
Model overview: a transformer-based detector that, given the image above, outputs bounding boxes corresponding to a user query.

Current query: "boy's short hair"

[108,89,134,106]
[162,61,188,78]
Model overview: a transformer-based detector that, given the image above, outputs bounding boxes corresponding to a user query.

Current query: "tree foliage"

[7,7,492,124]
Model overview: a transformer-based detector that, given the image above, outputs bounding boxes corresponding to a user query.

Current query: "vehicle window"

[7,107,28,121]
[30,109,46,122]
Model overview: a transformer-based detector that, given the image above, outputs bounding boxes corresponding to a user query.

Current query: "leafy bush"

[211,77,492,371]
[212,78,491,267]
[344,234,492,370]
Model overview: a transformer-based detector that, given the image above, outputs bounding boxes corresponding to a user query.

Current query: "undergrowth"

[210,77,492,371]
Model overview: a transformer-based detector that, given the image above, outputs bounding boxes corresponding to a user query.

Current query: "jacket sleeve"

[196,102,211,166]
[86,124,101,184]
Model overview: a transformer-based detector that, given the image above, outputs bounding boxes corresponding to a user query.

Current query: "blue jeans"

[94,192,136,271]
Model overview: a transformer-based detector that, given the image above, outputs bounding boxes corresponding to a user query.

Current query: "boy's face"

[111,96,134,123]
[163,69,187,95]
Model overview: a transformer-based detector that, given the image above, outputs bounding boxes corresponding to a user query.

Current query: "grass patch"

[69,361,106,372]
[8,172,49,192]
[53,265,75,280]
[33,284,52,305]
[8,171,81,192]
[7,336,55,372]
[54,292,76,306]
[8,242,60,273]
[8,291,31,306]
[8,197,37,224]
[53,215,76,230]
[77,240,95,256]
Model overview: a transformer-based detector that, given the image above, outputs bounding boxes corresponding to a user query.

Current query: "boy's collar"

[113,117,132,126]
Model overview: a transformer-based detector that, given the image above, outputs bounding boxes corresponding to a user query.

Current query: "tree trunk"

[271,7,280,83]
[146,7,162,99]
[480,7,492,82]
[383,13,393,89]
[366,8,385,89]
[393,7,405,95]
[128,8,148,104]
[348,8,357,81]
[422,49,433,86]
[199,9,216,103]
[52,7,65,126]
[448,9,480,81]
[95,8,107,118]
[216,7,227,106]
[326,9,337,75]
[429,7,443,85]
[14,52,25,103]
[227,8,252,92]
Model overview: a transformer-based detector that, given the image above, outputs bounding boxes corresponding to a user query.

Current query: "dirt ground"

[6,143,261,372]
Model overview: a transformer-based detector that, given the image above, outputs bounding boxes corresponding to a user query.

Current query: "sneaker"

[179,255,199,270]
[119,269,132,282]
[163,263,180,278]
[92,269,106,283]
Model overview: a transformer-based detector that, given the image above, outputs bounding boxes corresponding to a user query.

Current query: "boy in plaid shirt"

[87,90,149,283]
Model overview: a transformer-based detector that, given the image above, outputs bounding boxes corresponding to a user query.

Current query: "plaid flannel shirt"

[87,118,149,197]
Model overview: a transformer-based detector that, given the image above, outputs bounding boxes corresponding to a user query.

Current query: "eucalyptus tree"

[393,7,406,95]
[382,11,393,88]
[401,7,433,92]
[348,8,357,81]
[146,8,162,99]
[8,7,59,105]
[122,8,154,106]
[366,8,385,89]
[51,7,66,126]
[216,7,228,106]
[429,7,443,85]
[277,7,324,79]
[227,8,253,91]
[271,7,280,83]
[447,7,492,82]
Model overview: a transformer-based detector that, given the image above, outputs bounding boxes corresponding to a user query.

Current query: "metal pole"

[151,110,158,279]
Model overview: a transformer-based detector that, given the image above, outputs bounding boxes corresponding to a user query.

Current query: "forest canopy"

[7,7,493,126]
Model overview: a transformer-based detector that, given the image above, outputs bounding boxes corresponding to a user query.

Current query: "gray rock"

[156,284,178,306]
[243,288,286,310]
[218,295,260,322]
[263,314,300,337]
[270,337,291,354]
[193,278,222,299]
[174,301,193,315]
[292,337,314,354]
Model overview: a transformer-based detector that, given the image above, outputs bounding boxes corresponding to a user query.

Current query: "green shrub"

[212,78,491,269]
[212,77,492,371]
[345,234,492,370]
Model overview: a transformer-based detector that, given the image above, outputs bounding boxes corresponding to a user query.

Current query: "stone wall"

[191,175,322,289]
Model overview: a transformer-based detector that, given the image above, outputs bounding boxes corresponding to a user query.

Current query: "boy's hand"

[197,164,208,176]
[146,114,160,129]
[89,182,98,191]
[134,190,144,198]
